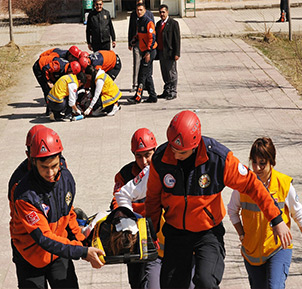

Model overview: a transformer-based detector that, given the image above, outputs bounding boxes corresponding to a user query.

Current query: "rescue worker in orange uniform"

[8,125,46,227]
[145,110,292,289]
[10,127,104,288]
[79,50,121,80]
[111,128,158,288]
[127,2,158,104]
[33,46,82,114]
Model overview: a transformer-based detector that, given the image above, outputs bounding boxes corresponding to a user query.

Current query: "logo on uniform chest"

[199,174,211,188]
[164,174,176,188]
[65,191,72,206]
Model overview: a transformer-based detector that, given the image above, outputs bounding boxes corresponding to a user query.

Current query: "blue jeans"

[244,248,292,289]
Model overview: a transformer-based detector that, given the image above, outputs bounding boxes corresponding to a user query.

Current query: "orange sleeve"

[145,161,163,232]
[146,21,157,51]
[15,199,83,247]
[223,152,281,222]
[68,206,86,242]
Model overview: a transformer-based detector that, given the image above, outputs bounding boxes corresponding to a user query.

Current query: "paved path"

[1,3,302,289]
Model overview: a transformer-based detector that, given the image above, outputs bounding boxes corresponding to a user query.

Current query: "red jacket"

[145,137,282,232]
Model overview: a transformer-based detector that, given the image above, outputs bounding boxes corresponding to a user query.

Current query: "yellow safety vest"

[47,74,78,103]
[95,71,122,108]
[240,169,292,265]
[157,212,165,258]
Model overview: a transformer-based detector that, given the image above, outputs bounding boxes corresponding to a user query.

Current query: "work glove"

[84,107,92,116]
[72,108,82,116]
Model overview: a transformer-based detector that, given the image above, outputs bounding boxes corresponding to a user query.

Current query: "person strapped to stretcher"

[75,206,158,265]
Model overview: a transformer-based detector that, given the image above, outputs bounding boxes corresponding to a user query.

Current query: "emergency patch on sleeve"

[133,170,145,186]
[25,211,40,226]
[149,28,154,33]
[295,193,299,202]
[238,163,248,176]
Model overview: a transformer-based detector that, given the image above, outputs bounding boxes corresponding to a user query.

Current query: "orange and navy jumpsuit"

[135,13,157,98]
[90,50,121,80]
[32,48,69,100]
[10,165,86,287]
[145,136,283,289]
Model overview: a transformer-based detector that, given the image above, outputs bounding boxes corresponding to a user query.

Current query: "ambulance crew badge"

[199,174,210,188]
[133,170,145,186]
[164,174,176,188]
[25,211,40,225]
[65,192,72,206]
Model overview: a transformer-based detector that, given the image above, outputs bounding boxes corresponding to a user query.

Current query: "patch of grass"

[0,43,40,110]
[244,33,302,95]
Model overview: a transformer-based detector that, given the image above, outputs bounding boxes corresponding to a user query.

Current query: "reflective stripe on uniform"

[47,92,63,103]
[241,202,261,212]
[103,89,121,105]
[241,201,284,212]
[242,245,282,264]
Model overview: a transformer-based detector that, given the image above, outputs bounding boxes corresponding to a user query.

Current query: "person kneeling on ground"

[83,65,122,117]
[47,72,86,121]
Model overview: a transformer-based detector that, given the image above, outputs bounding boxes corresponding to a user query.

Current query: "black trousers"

[137,49,157,98]
[127,262,147,289]
[158,51,178,97]
[32,60,51,103]
[15,257,79,289]
[280,0,288,13]
[107,55,122,80]
[160,223,225,289]
[92,41,110,52]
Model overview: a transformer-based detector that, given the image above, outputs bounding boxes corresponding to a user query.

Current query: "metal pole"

[8,0,14,42]
[288,0,292,41]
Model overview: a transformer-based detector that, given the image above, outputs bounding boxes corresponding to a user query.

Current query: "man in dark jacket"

[86,0,116,51]
[156,4,180,100]
[128,0,154,92]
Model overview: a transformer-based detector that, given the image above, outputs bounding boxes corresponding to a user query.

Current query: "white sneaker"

[107,104,121,116]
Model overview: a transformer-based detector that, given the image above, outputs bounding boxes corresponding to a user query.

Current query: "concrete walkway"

[1,3,302,289]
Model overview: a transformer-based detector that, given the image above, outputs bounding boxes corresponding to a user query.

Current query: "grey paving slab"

[1,4,302,288]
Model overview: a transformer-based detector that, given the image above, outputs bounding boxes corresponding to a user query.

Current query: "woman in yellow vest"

[227,137,302,289]
[83,65,122,117]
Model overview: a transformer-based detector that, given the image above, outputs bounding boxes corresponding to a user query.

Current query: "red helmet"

[67,61,82,74]
[80,51,89,58]
[167,110,201,151]
[68,45,81,59]
[30,127,63,158]
[131,128,157,153]
[26,125,46,147]
[79,56,91,71]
